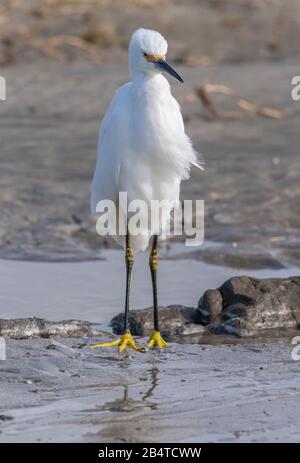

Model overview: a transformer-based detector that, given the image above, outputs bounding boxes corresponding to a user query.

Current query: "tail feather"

[191,159,205,171]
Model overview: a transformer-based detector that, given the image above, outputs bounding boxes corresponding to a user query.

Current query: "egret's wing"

[170,95,205,173]
[91,84,130,212]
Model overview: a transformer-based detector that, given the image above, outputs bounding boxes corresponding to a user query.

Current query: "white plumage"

[91,28,202,252]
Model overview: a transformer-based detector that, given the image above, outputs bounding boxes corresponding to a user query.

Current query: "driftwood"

[31,35,104,63]
[197,83,283,120]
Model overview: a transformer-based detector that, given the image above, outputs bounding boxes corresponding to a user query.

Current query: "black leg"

[124,232,134,332]
[149,235,159,331]
[88,230,143,351]
[147,236,168,349]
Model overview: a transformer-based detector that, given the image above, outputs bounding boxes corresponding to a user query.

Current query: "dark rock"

[0,318,109,339]
[111,276,300,340]
[197,289,223,325]
[197,276,300,336]
[111,305,206,338]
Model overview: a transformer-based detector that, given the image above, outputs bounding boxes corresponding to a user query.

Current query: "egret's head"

[128,28,183,83]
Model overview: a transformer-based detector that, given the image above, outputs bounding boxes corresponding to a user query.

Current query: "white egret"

[90,28,203,352]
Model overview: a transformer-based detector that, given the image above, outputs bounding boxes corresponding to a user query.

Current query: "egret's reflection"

[102,367,159,413]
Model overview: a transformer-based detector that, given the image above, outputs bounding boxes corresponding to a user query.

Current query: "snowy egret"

[90,28,203,352]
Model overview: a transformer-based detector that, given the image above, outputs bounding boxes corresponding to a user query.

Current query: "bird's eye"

[143,52,147,57]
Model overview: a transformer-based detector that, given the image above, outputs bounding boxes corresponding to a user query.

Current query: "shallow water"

[0,242,298,325]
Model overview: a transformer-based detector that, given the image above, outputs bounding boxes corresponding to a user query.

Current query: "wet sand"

[1,336,300,443]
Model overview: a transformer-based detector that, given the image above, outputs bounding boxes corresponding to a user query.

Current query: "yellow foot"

[89,331,145,353]
[148,330,168,349]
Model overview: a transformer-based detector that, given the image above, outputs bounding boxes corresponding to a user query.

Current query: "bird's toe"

[148,331,168,349]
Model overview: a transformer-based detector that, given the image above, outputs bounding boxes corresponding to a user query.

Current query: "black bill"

[155,59,184,83]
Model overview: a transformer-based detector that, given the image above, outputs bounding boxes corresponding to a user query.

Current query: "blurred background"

[0,0,299,269]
